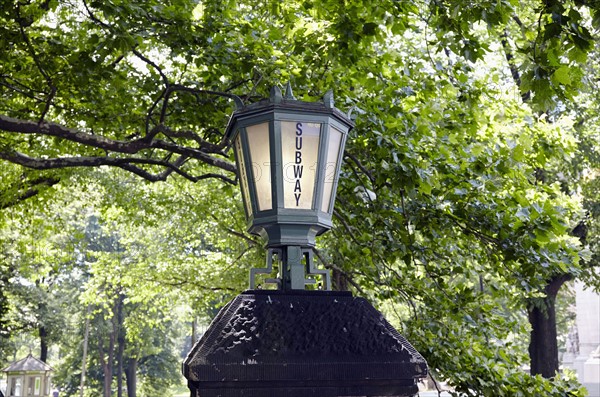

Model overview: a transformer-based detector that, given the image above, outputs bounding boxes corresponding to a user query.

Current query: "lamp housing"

[225,86,353,248]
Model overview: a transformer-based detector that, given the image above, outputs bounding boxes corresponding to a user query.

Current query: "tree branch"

[443,210,500,246]
[0,175,61,209]
[0,114,236,173]
[82,0,112,30]
[208,213,258,246]
[332,208,362,246]
[146,90,165,135]
[0,76,46,102]
[147,84,243,141]
[545,273,573,297]
[166,84,244,111]
[500,28,531,102]
[15,4,57,123]
[313,248,365,294]
[132,49,170,88]
[0,150,234,184]
[344,151,375,184]
[155,124,226,154]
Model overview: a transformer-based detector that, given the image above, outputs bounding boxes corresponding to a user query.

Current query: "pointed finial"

[270,86,283,103]
[284,82,296,100]
[347,105,357,121]
[323,90,334,108]
[231,95,245,110]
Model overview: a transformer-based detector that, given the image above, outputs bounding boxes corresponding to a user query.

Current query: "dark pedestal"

[183,290,427,397]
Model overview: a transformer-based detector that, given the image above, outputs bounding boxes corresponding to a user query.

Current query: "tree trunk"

[80,306,91,397]
[39,325,48,362]
[528,297,559,377]
[98,302,117,397]
[527,274,572,377]
[116,294,125,397]
[192,318,197,346]
[124,358,137,397]
[99,335,114,397]
[332,268,349,291]
[36,280,49,363]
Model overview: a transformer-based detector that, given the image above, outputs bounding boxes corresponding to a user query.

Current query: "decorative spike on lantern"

[284,82,296,100]
[270,85,283,103]
[323,89,334,108]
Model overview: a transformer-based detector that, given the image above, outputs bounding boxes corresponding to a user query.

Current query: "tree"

[0,172,231,396]
[2,1,600,396]
[64,177,243,397]
[0,189,77,363]
[489,3,600,377]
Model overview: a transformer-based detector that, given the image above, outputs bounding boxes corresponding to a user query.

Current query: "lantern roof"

[2,354,54,373]
[224,85,354,145]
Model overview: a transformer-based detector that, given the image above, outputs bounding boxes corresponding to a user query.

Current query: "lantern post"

[183,84,428,397]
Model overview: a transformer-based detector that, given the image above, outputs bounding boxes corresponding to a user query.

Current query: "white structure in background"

[563,281,600,397]
[1,354,54,397]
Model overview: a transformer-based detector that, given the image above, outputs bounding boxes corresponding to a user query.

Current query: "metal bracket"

[303,249,331,291]
[249,248,282,290]
[249,247,331,291]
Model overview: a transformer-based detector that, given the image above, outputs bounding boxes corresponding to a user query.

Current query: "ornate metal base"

[249,247,331,291]
[183,290,427,397]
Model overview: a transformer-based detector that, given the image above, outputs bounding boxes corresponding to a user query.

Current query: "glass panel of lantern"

[233,135,253,217]
[246,122,273,211]
[320,126,343,213]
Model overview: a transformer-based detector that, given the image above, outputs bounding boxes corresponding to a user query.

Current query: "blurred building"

[563,281,600,397]
[1,354,54,397]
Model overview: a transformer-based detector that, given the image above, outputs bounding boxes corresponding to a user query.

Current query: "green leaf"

[551,66,571,86]
[362,22,379,36]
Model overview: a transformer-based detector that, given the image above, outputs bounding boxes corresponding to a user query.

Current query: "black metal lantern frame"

[224,85,354,291]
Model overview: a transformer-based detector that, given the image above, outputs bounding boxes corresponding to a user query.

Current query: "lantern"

[225,85,353,248]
